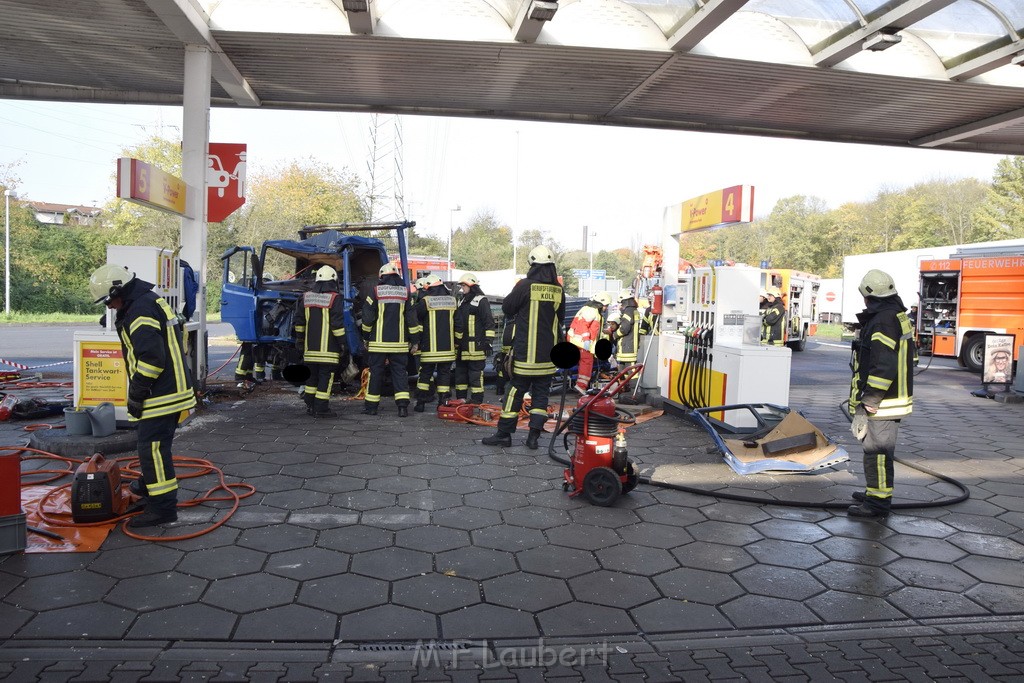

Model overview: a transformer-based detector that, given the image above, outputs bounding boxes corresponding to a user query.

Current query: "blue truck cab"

[220,221,414,368]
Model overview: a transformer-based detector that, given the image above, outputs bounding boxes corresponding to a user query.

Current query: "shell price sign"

[679,185,754,233]
[117,157,189,217]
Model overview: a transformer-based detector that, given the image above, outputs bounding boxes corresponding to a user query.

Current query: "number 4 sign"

[207,143,247,223]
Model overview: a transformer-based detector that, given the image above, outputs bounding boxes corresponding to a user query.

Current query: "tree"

[978,156,1024,238]
[103,135,183,249]
[451,210,513,271]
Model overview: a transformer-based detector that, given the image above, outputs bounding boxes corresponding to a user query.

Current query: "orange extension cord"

[2,445,255,542]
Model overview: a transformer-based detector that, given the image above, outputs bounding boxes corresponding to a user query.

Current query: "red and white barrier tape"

[0,358,73,370]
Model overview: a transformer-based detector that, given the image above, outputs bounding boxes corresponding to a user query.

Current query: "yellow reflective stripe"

[319,309,329,353]
[513,362,555,376]
[501,386,519,419]
[430,310,438,352]
[529,408,547,416]
[421,351,457,362]
[416,382,431,391]
[144,388,195,408]
[158,299,189,394]
[147,479,178,496]
[485,330,495,339]
[305,351,341,363]
[361,323,372,333]
[867,375,892,390]
[368,342,410,352]
[410,325,423,334]
[136,361,162,379]
[461,352,486,360]
[871,331,896,349]
[295,324,306,332]
[130,316,161,334]
[365,393,381,403]
[394,391,410,401]
[528,300,538,363]
[455,332,464,340]
[332,328,345,337]
[898,336,908,399]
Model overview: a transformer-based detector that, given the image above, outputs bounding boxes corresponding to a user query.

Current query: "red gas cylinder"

[0,394,17,421]
[651,285,663,315]
[577,393,616,418]
[0,453,21,516]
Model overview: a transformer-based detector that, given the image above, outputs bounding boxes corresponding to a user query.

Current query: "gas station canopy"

[3,0,1024,154]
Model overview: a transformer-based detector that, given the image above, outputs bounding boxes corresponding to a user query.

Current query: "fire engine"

[761,269,820,351]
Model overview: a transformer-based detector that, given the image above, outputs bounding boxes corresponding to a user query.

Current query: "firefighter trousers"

[135,413,180,514]
[497,372,553,435]
[418,361,452,401]
[365,351,411,406]
[303,361,336,414]
[454,358,485,402]
[861,418,899,508]
[575,348,594,391]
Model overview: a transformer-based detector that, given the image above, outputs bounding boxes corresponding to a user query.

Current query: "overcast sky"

[0,99,1006,254]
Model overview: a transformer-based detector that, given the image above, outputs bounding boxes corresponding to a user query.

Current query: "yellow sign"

[117,157,189,217]
[679,185,753,233]
[78,341,127,406]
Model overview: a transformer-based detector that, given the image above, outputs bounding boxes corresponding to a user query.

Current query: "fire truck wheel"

[583,467,622,507]
[961,335,985,373]
[622,462,639,494]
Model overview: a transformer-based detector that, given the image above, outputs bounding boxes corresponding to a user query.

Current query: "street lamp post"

[3,189,14,316]
[447,205,461,280]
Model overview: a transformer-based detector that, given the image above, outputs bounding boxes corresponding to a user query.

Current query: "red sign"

[207,143,247,223]
[825,291,836,302]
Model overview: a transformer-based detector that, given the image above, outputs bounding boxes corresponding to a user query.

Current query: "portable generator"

[71,453,127,523]
[560,365,642,506]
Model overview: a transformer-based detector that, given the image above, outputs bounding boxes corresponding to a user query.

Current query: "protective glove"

[583,341,592,352]
[850,405,868,441]
[482,343,492,356]
[127,378,153,419]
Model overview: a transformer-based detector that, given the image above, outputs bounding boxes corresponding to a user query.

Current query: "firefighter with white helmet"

[293,264,347,418]
[89,263,196,528]
[759,286,785,346]
[612,289,648,400]
[453,272,496,404]
[413,274,458,411]
[361,262,420,416]
[482,245,565,450]
[567,291,611,394]
[848,268,915,519]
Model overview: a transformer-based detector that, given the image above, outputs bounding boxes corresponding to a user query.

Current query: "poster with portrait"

[982,334,1015,385]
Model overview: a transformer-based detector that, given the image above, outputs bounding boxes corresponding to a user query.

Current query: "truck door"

[220,246,260,341]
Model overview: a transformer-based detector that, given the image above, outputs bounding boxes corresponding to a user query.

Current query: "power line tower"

[365,114,406,222]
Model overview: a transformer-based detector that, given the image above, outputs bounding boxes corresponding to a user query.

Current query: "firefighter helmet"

[379,262,400,277]
[767,287,782,297]
[459,272,480,286]
[414,276,428,290]
[315,265,338,282]
[527,245,555,265]
[618,290,634,302]
[593,291,612,306]
[89,264,135,304]
[425,274,444,287]
[858,269,897,298]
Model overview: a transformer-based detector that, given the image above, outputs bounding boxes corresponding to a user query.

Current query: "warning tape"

[0,358,73,371]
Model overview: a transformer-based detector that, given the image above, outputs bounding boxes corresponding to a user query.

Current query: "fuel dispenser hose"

[2,445,256,542]
[546,389,970,511]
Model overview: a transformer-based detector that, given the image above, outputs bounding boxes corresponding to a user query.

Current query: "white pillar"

[181,46,211,386]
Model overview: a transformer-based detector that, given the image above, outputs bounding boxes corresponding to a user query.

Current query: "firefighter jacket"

[614,299,645,362]
[849,296,914,420]
[567,301,604,351]
[361,273,420,353]
[761,297,785,345]
[415,284,457,363]
[500,319,514,354]
[114,279,196,421]
[503,264,565,376]
[454,285,496,361]
[293,283,346,364]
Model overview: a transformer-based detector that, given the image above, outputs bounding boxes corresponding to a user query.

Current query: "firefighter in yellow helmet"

[453,272,496,404]
[293,265,347,418]
[760,287,785,346]
[482,246,565,450]
[361,262,420,416]
[414,274,458,412]
[89,263,196,528]
[848,268,915,519]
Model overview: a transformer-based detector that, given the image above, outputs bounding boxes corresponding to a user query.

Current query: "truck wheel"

[788,329,807,352]
[961,335,985,373]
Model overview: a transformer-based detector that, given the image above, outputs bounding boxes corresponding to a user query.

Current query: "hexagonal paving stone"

[280,462,340,478]
[885,558,979,592]
[458,464,516,480]
[392,573,481,613]
[260,489,332,511]
[568,506,641,529]
[235,604,338,641]
[105,571,208,611]
[537,603,636,636]
[752,518,831,543]
[436,547,517,581]
[810,562,903,597]
[887,587,988,619]
[946,532,1024,560]
[545,524,622,552]
[18,603,135,639]
[569,570,660,608]
[401,464,459,480]
[305,475,367,494]
[361,506,430,530]
[744,539,829,570]
[202,573,298,612]
[89,545,184,579]
[879,534,967,563]
[350,547,432,581]
[128,603,237,639]
[635,505,705,528]
[177,545,267,580]
[338,604,438,641]
[396,526,471,553]
[343,463,399,479]
[371,475,428,495]
[463,490,528,511]
[500,506,572,530]
[430,477,490,495]
[237,524,317,553]
[804,590,907,623]
[431,507,503,531]
[441,603,539,639]
[653,568,743,605]
[687,520,764,546]
[630,599,731,634]
[7,571,116,611]
[966,583,1024,614]
[333,490,397,511]
[615,523,691,550]
[491,476,553,495]
[483,573,573,612]
[733,565,826,601]
[720,595,820,629]
[813,537,899,566]
[398,490,465,511]
[702,501,771,525]
[884,516,958,539]
[266,547,350,580]
[298,573,389,614]
[596,543,679,576]
[317,525,394,554]
[472,525,546,552]
[517,545,599,579]
[671,541,755,572]
[956,556,1024,587]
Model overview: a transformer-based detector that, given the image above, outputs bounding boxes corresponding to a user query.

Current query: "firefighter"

[760,287,785,346]
[362,262,420,417]
[848,269,915,519]
[493,318,513,397]
[567,291,611,394]
[483,246,565,450]
[293,265,347,418]
[414,274,457,412]
[89,264,196,528]
[234,342,268,387]
[453,272,496,404]
[638,297,659,336]
[613,290,648,401]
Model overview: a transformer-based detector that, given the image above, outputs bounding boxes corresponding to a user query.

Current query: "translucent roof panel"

[744,0,858,48]
[852,0,894,18]
[619,0,699,34]
[988,0,1024,29]
[912,0,1011,62]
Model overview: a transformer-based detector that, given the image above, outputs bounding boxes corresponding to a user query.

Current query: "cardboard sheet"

[722,412,848,475]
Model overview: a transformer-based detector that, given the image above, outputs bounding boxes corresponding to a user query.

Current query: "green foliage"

[451,210,513,270]
[977,156,1024,238]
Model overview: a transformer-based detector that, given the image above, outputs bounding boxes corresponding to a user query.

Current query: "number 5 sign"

[207,143,247,223]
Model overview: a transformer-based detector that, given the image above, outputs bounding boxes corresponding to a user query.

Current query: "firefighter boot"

[302,392,315,415]
[482,431,512,447]
[313,399,337,418]
[414,399,427,413]
[437,393,451,406]
[128,494,178,528]
[362,402,378,415]
[468,392,484,405]
[525,428,542,451]
[397,403,409,418]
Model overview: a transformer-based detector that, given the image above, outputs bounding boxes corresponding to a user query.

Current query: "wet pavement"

[1,341,1022,680]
